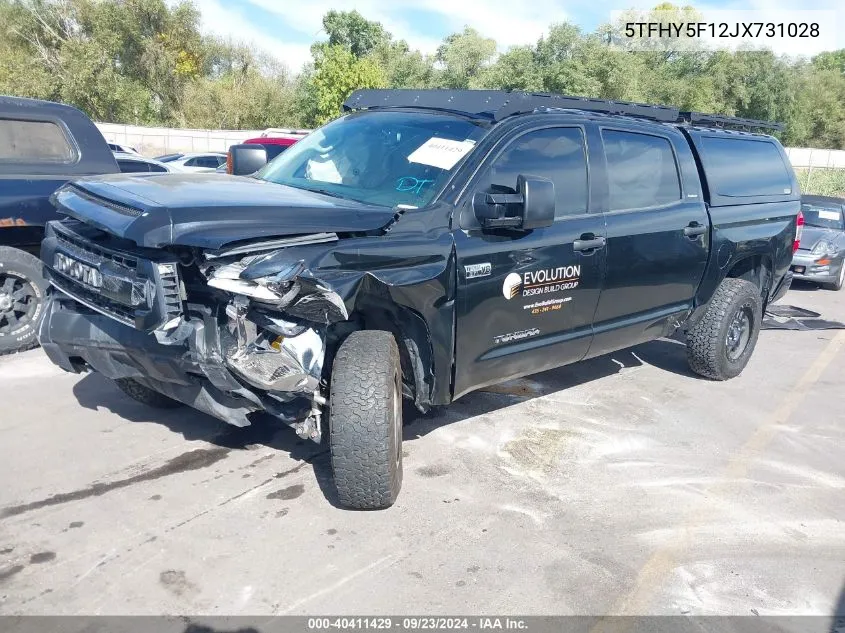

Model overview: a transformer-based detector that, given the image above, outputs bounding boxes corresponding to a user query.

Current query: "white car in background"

[155,152,227,172]
[113,152,177,173]
[107,142,140,154]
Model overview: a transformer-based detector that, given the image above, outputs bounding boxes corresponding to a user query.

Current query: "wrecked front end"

[38,219,351,443]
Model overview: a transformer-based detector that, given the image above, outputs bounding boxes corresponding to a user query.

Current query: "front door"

[453,124,606,399]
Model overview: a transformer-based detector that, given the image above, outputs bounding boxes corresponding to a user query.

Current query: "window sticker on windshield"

[408,137,476,170]
[819,210,841,220]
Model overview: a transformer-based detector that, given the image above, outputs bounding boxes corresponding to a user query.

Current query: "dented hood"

[52,173,397,249]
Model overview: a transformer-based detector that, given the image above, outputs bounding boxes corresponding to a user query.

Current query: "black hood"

[52,173,397,249]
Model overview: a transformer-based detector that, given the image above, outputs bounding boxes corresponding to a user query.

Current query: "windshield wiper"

[301,186,347,200]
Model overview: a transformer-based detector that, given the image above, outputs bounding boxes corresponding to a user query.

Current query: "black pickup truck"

[36,90,800,509]
[0,96,118,355]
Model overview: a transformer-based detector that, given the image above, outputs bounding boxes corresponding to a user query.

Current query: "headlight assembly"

[207,262,300,305]
[811,240,837,257]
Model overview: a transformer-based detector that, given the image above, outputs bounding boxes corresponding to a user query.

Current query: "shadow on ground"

[67,335,695,507]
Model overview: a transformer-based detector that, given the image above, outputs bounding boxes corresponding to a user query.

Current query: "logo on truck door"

[502,265,581,300]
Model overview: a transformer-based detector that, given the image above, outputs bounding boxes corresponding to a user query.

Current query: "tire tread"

[330,330,402,510]
[686,278,761,380]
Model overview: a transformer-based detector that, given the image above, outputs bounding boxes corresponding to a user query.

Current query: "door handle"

[573,236,606,252]
[683,222,707,238]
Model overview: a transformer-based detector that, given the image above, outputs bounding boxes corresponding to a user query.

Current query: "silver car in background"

[791,194,845,291]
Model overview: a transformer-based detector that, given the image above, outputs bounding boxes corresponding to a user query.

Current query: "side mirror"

[228,144,267,176]
[473,175,555,230]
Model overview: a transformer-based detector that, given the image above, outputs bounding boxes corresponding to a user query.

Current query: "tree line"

[1,0,844,148]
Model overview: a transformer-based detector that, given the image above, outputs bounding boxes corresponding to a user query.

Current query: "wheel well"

[725,255,771,303]
[325,305,434,412]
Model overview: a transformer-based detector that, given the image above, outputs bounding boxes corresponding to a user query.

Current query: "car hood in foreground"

[52,173,397,249]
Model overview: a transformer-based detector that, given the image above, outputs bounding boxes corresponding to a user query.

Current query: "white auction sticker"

[408,137,475,170]
[819,210,841,221]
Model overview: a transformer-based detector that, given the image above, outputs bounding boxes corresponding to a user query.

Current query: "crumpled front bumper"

[37,293,310,427]
[791,252,842,284]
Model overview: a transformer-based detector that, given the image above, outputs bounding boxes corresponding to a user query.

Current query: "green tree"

[435,27,496,89]
[322,9,389,58]
[309,44,385,125]
[477,46,543,91]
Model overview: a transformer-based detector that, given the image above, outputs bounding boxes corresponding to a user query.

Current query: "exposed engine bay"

[201,251,351,442]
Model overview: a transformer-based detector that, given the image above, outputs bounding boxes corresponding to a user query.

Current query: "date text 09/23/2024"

[307,617,528,630]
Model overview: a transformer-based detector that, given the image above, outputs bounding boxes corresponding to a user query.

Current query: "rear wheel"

[686,278,761,381]
[0,247,48,356]
[114,378,183,409]
[329,330,403,510]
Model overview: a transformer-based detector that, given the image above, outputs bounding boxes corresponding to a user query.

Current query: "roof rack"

[678,112,783,132]
[342,89,781,132]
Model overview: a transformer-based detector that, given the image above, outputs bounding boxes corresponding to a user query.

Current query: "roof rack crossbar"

[342,89,782,132]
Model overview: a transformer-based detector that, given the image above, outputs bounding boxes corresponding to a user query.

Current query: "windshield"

[801,203,845,230]
[257,111,487,208]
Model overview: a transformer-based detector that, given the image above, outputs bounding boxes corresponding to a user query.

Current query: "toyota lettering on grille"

[54,253,103,289]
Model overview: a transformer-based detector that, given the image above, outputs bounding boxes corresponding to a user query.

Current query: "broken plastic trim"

[206,257,349,325]
[204,233,338,260]
[221,297,327,441]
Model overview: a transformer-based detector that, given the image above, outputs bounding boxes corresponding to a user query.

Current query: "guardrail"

[95,123,314,157]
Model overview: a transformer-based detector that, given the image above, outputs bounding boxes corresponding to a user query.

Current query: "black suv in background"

[36,90,801,508]
[0,96,118,354]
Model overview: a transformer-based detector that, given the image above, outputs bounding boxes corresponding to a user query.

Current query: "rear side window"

[699,136,792,197]
[117,159,150,173]
[602,130,681,211]
[0,118,76,162]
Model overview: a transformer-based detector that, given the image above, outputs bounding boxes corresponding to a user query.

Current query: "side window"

[117,160,150,173]
[699,136,792,197]
[183,157,198,167]
[0,118,76,163]
[148,163,167,173]
[483,127,588,218]
[602,129,681,211]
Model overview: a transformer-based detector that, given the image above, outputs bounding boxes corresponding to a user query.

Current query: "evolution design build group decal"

[502,265,581,300]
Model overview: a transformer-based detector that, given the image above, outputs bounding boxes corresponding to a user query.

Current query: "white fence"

[96,122,266,156]
[96,122,845,167]
[783,147,845,169]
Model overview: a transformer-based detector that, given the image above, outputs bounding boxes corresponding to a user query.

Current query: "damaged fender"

[203,226,457,411]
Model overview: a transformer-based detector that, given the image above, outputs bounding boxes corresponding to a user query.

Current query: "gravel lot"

[0,282,843,617]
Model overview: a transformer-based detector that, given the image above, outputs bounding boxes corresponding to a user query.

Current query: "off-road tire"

[329,330,403,510]
[114,378,183,409]
[686,278,761,381]
[0,247,48,356]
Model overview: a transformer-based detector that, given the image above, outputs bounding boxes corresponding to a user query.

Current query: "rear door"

[452,123,606,398]
[586,124,709,358]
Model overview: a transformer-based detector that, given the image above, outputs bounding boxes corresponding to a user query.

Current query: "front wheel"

[0,247,48,356]
[114,378,183,409]
[329,330,403,510]
[686,278,762,381]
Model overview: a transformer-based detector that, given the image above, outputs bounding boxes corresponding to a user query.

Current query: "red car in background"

[243,128,310,160]
[221,128,310,173]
